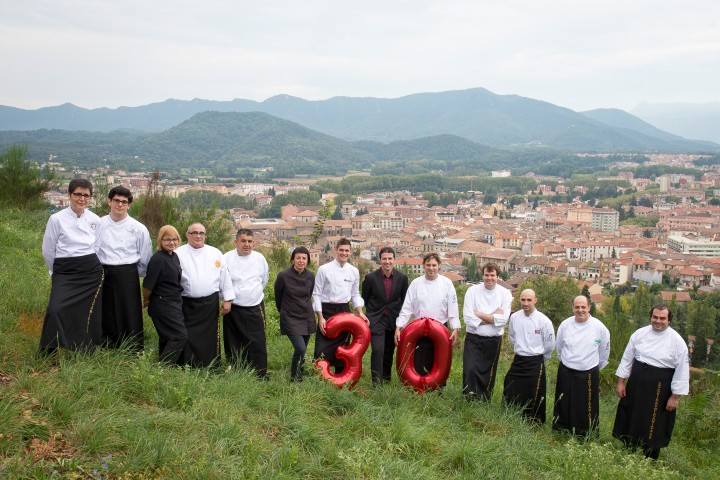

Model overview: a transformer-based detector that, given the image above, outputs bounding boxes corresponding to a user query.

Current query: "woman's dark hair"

[68,178,93,195]
[291,246,311,265]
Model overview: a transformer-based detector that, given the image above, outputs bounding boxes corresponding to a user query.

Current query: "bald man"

[502,289,555,423]
[552,295,610,436]
[175,222,234,368]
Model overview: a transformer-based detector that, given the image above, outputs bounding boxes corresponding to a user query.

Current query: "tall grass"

[0,208,718,479]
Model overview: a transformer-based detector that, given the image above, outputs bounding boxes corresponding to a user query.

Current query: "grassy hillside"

[0,208,718,479]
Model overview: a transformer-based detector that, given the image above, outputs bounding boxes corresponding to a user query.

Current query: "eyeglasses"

[188,231,206,236]
[71,192,91,199]
[162,238,179,243]
[111,198,129,205]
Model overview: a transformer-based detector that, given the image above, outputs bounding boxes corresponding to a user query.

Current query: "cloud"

[1,0,718,110]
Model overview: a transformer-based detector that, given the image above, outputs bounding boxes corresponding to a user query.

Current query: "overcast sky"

[1,1,718,112]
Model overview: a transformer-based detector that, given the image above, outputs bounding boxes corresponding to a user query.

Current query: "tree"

[686,300,717,367]
[629,282,657,330]
[518,276,580,327]
[462,256,479,282]
[331,205,343,220]
[134,171,180,244]
[604,293,634,363]
[178,206,235,253]
[581,285,596,316]
[310,200,334,246]
[0,145,54,210]
[259,189,321,218]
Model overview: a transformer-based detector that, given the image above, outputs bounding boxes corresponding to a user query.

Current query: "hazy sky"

[2,1,718,112]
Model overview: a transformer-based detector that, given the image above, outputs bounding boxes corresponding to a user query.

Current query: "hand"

[615,378,626,398]
[221,301,232,315]
[319,317,327,335]
[394,327,402,346]
[494,308,505,315]
[142,300,150,309]
[666,395,679,412]
[450,329,458,346]
[359,312,369,325]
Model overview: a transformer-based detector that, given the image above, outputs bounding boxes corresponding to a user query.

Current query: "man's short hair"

[422,252,441,265]
[108,185,133,203]
[482,262,501,275]
[650,304,673,323]
[336,237,352,249]
[378,246,396,258]
[236,228,254,238]
[291,246,311,264]
[68,178,93,195]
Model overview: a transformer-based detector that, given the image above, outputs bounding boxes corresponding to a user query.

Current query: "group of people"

[41,180,270,378]
[41,180,690,460]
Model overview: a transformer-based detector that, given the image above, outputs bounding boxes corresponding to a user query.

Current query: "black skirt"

[40,254,104,351]
[552,362,600,436]
[503,354,547,423]
[101,263,143,352]
[613,360,677,450]
[181,292,221,368]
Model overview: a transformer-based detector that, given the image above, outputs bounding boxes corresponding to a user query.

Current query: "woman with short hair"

[274,246,315,381]
[143,225,187,364]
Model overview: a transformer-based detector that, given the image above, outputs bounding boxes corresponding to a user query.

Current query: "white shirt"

[175,244,234,301]
[42,207,100,274]
[508,309,556,361]
[94,215,152,276]
[463,282,513,336]
[396,275,461,330]
[616,325,690,395]
[556,315,610,371]
[312,259,364,312]
[224,249,269,307]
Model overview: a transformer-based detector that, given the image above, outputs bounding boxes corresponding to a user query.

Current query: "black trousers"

[313,303,351,374]
[371,328,396,384]
[102,263,143,352]
[463,334,503,401]
[182,293,221,368]
[148,294,187,365]
[288,334,310,381]
[224,303,268,378]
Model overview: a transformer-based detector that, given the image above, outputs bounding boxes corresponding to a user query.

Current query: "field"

[0,208,718,479]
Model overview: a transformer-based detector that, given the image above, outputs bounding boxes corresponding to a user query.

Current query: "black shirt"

[274,267,315,336]
[143,250,183,298]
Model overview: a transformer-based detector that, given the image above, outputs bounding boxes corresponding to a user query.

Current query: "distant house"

[659,291,692,304]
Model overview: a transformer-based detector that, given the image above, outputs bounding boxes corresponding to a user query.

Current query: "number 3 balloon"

[315,313,371,388]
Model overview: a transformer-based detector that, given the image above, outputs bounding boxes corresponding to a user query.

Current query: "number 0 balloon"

[396,317,452,392]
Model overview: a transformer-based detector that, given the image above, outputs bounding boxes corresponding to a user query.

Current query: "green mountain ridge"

[1,87,718,151]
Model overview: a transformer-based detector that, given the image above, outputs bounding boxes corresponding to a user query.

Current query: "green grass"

[0,207,718,479]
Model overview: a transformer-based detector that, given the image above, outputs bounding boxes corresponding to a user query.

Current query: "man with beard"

[612,305,689,459]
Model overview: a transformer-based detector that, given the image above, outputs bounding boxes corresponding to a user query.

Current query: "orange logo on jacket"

[215,261,221,268]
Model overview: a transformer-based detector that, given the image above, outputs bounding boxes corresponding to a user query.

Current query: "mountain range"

[1,88,718,153]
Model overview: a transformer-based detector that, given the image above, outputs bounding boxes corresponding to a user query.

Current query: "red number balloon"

[315,312,371,388]
[396,317,452,392]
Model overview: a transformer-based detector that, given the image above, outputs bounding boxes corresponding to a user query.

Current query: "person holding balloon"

[312,238,368,374]
[394,252,460,377]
